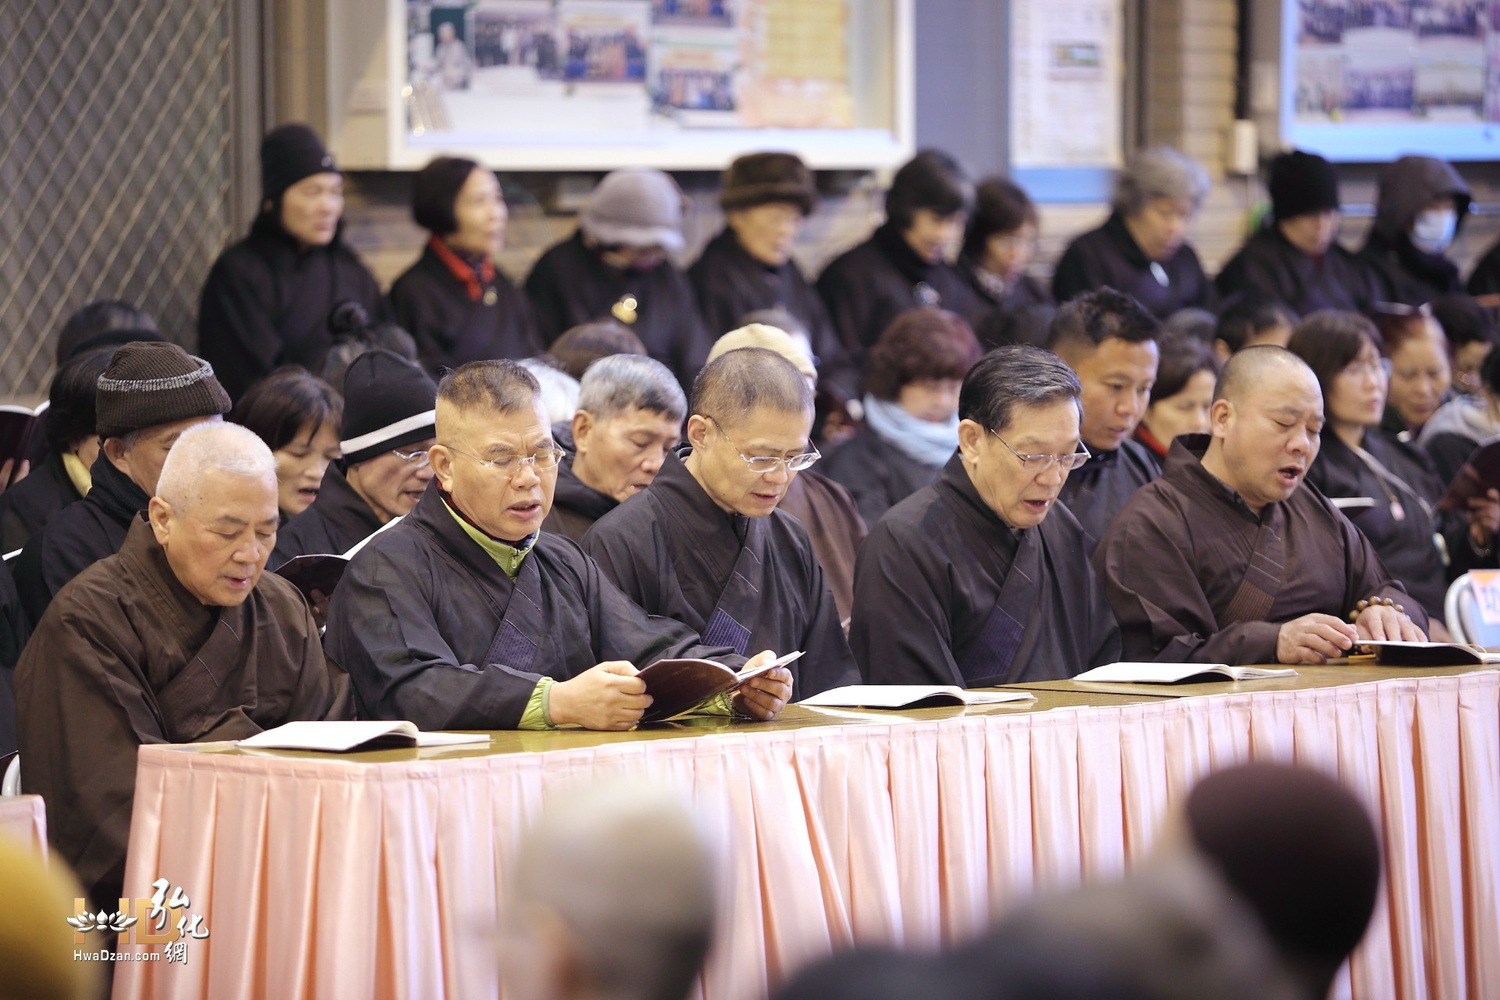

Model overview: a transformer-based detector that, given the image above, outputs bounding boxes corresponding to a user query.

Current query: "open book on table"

[637,650,804,723]
[798,685,1036,710]
[1071,662,1298,684]
[1356,640,1500,667]
[237,720,491,752]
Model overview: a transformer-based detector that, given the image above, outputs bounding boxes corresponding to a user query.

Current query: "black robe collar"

[1161,434,1268,524]
[553,455,618,524]
[89,451,151,528]
[934,451,1025,546]
[653,447,752,546]
[116,515,218,652]
[872,221,938,288]
[309,466,384,545]
[1102,212,1155,270]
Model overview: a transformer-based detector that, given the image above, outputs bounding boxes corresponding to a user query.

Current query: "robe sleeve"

[793,550,860,697]
[1093,505,1283,664]
[324,541,550,729]
[198,250,283,400]
[848,522,966,686]
[581,554,746,670]
[579,516,665,612]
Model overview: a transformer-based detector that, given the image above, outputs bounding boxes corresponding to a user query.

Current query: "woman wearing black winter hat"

[198,123,389,401]
[389,157,541,376]
[1216,149,1378,317]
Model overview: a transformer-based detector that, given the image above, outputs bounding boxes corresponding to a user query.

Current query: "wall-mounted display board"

[1254,0,1500,161]
[327,0,913,170]
[1009,0,1124,170]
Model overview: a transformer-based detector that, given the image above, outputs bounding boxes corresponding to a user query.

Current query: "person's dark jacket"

[1051,212,1212,318]
[13,452,148,627]
[957,256,1054,349]
[199,214,388,400]
[821,428,947,528]
[0,450,82,555]
[1358,157,1470,307]
[389,242,542,376]
[1215,225,1377,317]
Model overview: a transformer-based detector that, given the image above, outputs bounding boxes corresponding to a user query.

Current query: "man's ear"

[957,418,985,464]
[427,445,456,493]
[571,410,595,455]
[685,414,711,451]
[1209,397,1234,437]
[103,436,132,477]
[147,496,173,545]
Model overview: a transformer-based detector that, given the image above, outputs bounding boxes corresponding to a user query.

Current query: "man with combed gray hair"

[1053,146,1214,318]
[498,783,717,1000]
[544,354,687,542]
[16,422,348,911]
[849,345,1120,686]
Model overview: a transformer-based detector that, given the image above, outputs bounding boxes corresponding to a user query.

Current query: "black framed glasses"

[990,431,1091,472]
[707,416,820,474]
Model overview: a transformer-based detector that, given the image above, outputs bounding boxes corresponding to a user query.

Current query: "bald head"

[1214,346,1316,406]
[690,347,813,431]
[503,784,716,1000]
[154,422,276,513]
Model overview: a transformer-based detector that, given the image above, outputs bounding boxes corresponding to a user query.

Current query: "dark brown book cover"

[1439,440,1500,511]
[0,406,41,487]
[272,553,349,604]
[636,651,800,723]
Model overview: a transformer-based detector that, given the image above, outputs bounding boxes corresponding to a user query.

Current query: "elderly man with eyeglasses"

[849,345,1121,687]
[582,347,857,700]
[324,359,789,731]
[273,349,438,566]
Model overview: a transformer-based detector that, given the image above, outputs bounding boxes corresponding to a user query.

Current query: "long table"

[113,667,1500,1000]
[0,793,46,856]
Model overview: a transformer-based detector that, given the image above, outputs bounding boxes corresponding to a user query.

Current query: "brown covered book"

[637,650,803,723]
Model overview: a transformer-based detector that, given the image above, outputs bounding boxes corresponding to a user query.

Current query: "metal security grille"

[0,2,234,399]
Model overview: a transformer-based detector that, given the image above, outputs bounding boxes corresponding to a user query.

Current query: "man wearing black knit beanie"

[14,341,231,625]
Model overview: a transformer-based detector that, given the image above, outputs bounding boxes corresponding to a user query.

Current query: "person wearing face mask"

[524,168,712,390]
[271,349,437,565]
[543,354,685,542]
[199,124,388,401]
[1053,147,1214,319]
[821,308,983,527]
[1135,331,1220,460]
[848,346,1120,686]
[688,152,856,398]
[1216,150,1378,316]
[958,177,1055,350]
[1047,289,1164,547]
[816,149,985,368]
[1358,154,1471,307]
[390,157,541,375]
[582,348,857,700]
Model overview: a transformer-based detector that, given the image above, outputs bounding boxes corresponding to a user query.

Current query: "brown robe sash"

[956,528,1041,686]
[697,526,766,656]
[1220,505,1287,627]
[156,610,250,742]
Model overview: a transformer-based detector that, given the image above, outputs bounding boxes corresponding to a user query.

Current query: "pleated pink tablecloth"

[114,673,1500,1000]
[0,793,46,856]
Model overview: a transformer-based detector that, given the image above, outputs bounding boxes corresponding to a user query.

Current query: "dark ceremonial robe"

[542,451,618,543]
[523,231,712,389]
[849,453,1120,686]
[821,429,944,528]
[198,215,387,400]
[15,519,343,910]
[14,452,147,627]
[1057,438,1161,551]
[1306,430,1469,621]
[271,467,385,567]
[687,228,858,398]
[389,243,542,375]
[1093,436,1425,664]
[958,257,1055,350]
[323,487,742,729]
[776,470,866,625]
[582,451,857,698]
[815,222,986,364]
[0,449,82,554]
[1051,212,1212,318]
[1214,227,1377,317]
[0,559,26,756]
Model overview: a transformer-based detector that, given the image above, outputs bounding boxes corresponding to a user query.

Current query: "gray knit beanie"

[95,342,232,439]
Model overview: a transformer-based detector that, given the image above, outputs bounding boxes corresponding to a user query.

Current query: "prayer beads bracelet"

[1348,596,1405,622]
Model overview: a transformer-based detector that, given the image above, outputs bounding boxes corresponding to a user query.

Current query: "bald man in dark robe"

[849,346,1120,686]
[583,348,857,699]
[1094,347,1427,664]
[16,424,345,910]
[324,360,793,731]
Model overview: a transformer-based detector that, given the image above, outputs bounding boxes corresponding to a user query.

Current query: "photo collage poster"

[404,0,855,137]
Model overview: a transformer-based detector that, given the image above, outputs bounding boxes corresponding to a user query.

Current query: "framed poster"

[1259,0,1500,161]
[366,0,912,170]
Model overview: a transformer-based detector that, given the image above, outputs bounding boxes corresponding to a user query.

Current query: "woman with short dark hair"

[958,177,1054,350]
[1134,332,1220,459]
[1289,311,1473,627]
[231,367,344,522]
[822,308,983,525]
[389,156,541,375]
[817,150,986,366]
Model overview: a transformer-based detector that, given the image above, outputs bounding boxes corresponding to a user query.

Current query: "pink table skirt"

[115,673,1500,1000]
[0,793,46,856]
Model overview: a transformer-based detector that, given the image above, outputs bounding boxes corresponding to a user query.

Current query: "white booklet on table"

[237,720,491,752]
[1071,662,1298,684]
[799,685,1035,709]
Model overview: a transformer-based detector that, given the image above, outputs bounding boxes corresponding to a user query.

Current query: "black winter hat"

[261,123,339,203]
[1268,150,1341,222]
[95,342,232,439]
[719,152,818,216]
[339,349,438,466]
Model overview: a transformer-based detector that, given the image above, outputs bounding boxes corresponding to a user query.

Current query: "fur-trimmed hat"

[719,152,817,216]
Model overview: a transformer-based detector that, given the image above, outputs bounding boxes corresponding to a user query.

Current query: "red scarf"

[429,235,496,303]
[1134,423,1169,459]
